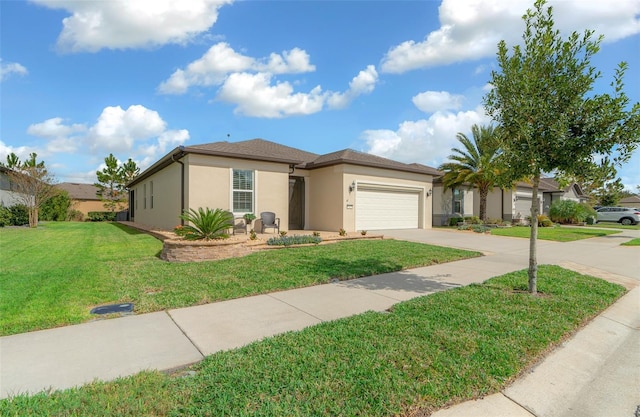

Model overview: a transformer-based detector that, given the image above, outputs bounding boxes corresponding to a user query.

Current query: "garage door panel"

[356,189,419,230]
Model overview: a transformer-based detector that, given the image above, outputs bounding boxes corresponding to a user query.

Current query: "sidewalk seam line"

[164,311,206,359]
[501,390,538,416]
[601,313,639,331]
[265,294,326,322]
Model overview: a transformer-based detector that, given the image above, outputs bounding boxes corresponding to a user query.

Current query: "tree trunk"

[479,186,489,222]
[528,175,540,295]
[29,206,38,228]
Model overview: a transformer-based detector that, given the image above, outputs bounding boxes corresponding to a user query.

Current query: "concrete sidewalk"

[1,228,639,416]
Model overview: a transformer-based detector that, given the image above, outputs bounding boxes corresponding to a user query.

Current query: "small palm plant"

[175,207,233,240]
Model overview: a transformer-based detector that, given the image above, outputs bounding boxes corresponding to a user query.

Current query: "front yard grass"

[0,222,480,336]
[490,225,620,241]
[0,265,625,416]
[621,238,640,246]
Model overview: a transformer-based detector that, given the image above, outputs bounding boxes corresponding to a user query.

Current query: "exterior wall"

[186,154,289,233]
[307,166,344,231]
[132,162,182,230]
[0,171,22,207]
[433,185,473,226]
[619,198,640,208]
[73,200,111,217]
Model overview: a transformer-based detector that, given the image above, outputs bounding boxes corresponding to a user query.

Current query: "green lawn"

[622,238,640,246]
[0,266,625,416]
[589,222,640,230]
[490,226,620,241]
[0,222,479,336]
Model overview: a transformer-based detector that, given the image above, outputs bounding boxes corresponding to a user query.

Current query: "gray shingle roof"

[57,182,100,200]
[186,138,319,165]
[305,149,436,175]
[130,138,441,186]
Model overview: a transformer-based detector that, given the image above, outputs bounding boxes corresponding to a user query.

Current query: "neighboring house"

[56,182,109,217]
[127,139,440,232]
[619,195,640,208]
[431,175,475,226]
[469,178,589,223]
[538,178,589,215]
[0,166,23,207]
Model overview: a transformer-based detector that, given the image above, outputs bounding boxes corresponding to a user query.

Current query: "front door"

[289,176,305,230]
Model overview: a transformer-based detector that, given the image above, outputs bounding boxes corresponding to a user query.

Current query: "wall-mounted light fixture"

[289,164,295,174]
[426,188,432,197]
[349,181,356,193]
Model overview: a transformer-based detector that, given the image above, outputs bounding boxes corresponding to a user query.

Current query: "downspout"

[171,147,186,225]
[501,188,504,221]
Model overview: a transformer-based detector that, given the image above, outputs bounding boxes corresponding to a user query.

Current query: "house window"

[453,188,464,214]
[150,181,154,209]
[143,183,147,209]
[232,169,254,213]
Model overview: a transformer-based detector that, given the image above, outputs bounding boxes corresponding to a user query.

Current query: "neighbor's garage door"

[514,194,532,219]
[356,186,420,230]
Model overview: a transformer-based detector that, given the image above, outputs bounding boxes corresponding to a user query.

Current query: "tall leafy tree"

[95,154,125,212]
[438,124,504,222]
[1,152,20,168]
[6,153,58,228]
[484,0,640,294]
[95,154,140,212]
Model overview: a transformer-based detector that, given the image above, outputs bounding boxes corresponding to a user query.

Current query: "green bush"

[538,214,554,227]
[448,217,464,226]
[67,209,84,221]
[464,216,482,224]
[267,234,322,246]
[0,205,11,227]
[9,204,29,226]
[549,200,595,224]
[87,211,117,222]
[40,192,72,221]
[175,207,233,240]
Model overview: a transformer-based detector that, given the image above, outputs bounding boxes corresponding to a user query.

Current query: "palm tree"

[438,124,504,222]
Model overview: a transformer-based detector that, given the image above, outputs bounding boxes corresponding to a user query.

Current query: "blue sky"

[1,0,639,189]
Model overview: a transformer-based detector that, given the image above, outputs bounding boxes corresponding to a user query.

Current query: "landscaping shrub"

[267,234,322,246]
[549,200,596,224]
[40,192,72,221]
[448,216,464,226]
[537,214,554,227]
[67,209,84,221]
[9,204,29,226]
[87,211,117,222]
[464,216,482,224]
[176,207,233,240]
[0,205,11,227]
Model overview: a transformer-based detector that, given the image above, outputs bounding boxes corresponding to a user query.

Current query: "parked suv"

[595,207,640,225]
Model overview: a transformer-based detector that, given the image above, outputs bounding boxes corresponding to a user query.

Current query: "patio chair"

[232,215,247,235]
[260,211,280,234]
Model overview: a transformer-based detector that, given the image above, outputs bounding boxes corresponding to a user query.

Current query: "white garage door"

[514,197,532,219]
[356,187,420,230]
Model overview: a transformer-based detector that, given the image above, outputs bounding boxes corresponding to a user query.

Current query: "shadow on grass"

[109,222,144,235]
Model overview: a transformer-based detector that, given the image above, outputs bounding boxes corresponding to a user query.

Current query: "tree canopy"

[95,154,139,212]
[483,0,640,294]
[438,124,505,222]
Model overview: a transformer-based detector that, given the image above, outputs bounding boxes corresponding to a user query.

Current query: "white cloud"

[159,41,376,117]
[327,65,379,109]
[412,91,464,113]
[380,0,640,73]
[158,43,315,95]
[217,72,325,118]
[26,117,87,153]
[32,0,233,52]
[0,59,28,81]
[361,106,489,167]
[88,105,167,152]
[0,140,40,165]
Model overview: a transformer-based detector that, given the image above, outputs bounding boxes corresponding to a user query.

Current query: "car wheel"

[620,218,633,226]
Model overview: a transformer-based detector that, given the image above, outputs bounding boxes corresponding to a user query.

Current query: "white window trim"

[230,168,256,215]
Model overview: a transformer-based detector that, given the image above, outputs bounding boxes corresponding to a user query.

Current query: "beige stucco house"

[619,195,640,208]
[56,182,111,218]
[128,139,440,232]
